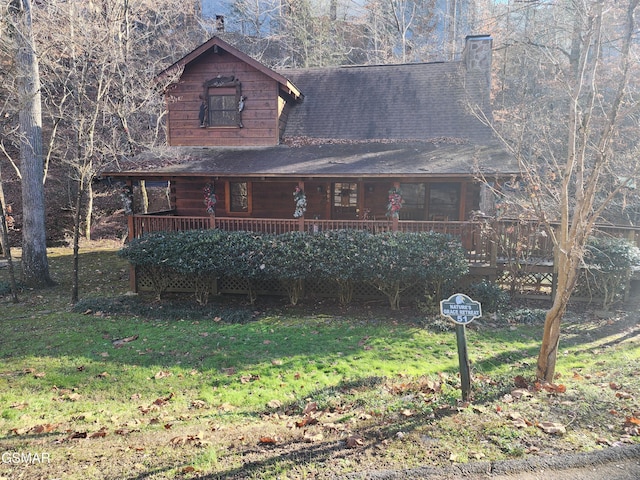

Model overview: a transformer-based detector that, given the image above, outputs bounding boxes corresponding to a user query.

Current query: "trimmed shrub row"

[576,236,640,308]
[118,229,469,309]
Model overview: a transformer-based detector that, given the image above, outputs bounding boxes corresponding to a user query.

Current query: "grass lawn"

[0,244,639,479]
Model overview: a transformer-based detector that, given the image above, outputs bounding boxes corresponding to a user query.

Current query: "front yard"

[0,246,639,479]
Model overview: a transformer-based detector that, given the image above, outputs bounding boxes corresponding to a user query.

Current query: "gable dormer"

[157,36,302,147]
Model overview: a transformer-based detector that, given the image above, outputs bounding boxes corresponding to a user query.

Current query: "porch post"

[489,220,498,268]
[459,181,467,221]
[125,180,137,293]
[206,179,215,229]
[298,180,305,232]
[392,181,400,232]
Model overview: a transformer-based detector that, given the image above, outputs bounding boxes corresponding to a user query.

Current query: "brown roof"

[105,141,518,179]
[279,62,492,142]
[105,36,516,180]
[155,36,302,99]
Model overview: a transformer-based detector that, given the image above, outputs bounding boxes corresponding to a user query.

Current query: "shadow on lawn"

[124,376,453,480]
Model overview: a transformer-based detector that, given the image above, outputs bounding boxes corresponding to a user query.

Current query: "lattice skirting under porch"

[136,270,427,302]
[133,265,631,305]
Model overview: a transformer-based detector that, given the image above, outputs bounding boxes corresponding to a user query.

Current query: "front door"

[332,182,359,219]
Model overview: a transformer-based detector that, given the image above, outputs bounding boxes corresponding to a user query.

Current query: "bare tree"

[30,0,206,302]
[487,0,640,382]
[362,0,439,64]
[4,0,53,287]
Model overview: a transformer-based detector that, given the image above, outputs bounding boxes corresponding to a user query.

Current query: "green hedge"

[575,236,640,308]
[119,229,469,308]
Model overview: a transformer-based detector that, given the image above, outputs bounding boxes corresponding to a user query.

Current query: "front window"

[229,182,249,212]
[333,182,358,207]
[399,183,426,220]
[428,183,460,221]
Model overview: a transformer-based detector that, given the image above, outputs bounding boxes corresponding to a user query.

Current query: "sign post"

[440,293,482,401]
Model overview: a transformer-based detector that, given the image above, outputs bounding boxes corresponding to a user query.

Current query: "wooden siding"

[158,179,482,221]
[172,177,216,217]
[165,49,283,147]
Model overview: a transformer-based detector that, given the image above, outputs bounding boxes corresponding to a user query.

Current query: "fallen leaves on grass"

[296,402,320,427]
[11,423,59,435]
[259,436,278,445]
[537,382,567,394]
[170,431,210,447]
[89,428,108,438]
[346,435,364,448]
[387,377,441,396]
[624,417,640,436]
[507,412,533,429]
[240,374,260,383]
[536,421,566,435]
[112,334,139,348]
[153,392,174,406]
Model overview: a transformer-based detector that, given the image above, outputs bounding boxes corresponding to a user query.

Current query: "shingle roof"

[106,141,518,179]
[280,62,492,143]
[104,36,516,180]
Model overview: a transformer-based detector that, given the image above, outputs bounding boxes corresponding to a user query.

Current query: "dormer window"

[208,89,237,126]
[201,75,244,128]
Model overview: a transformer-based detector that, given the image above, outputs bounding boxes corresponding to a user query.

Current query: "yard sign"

[440,293,482,401]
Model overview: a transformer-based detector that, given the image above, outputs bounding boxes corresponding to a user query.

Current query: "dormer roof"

[155,36,302,100]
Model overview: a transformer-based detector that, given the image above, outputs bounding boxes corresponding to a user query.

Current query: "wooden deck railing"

[130,214,640,267]
[130,214,494,263]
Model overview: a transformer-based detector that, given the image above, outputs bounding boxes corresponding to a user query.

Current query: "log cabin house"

[106,34,519,234]
[105,34,552,295]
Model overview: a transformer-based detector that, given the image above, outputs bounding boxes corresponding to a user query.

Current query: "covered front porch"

[126,211,640,301]
[128,213,518,267]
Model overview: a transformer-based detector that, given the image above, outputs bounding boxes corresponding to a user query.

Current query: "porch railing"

[129,214,640,268]
[130,214,493,264]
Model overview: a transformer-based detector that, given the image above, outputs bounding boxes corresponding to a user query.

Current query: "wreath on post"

[386,187,404,218]
[293,186,307,218]
[203,183,217,215]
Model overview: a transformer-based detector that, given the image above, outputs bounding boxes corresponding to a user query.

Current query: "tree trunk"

[537,234,581,381]
[15,0,53,287]
[84,180,93,240]
[140,180,149,213]
[71,179,83,304]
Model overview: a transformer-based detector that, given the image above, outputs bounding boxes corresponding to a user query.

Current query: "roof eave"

[155,36,302,100]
